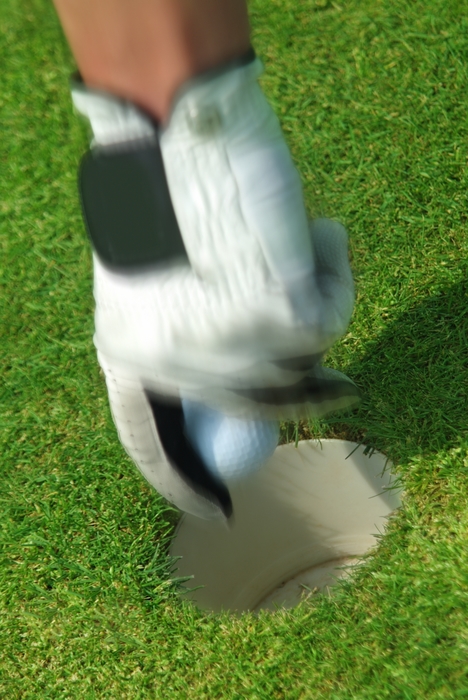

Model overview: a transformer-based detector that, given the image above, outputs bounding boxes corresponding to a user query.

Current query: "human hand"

[71,52,359,518]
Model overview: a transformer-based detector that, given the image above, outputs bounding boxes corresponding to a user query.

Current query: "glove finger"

[102,358,232,520]
[227,364,360,420]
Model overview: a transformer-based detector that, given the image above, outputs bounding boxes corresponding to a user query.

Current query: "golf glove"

[71,50,359,520]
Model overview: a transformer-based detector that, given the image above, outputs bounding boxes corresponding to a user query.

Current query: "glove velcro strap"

[79,139,188,271]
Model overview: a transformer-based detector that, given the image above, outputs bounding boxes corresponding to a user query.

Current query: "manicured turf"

[1,0,468,697]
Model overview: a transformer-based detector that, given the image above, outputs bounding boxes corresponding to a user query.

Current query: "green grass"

[1,0,468,697]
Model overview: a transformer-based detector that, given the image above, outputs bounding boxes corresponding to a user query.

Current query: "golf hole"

[170,439,402,614]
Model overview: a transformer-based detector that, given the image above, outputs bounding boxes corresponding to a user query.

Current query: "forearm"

[52,0,251,123]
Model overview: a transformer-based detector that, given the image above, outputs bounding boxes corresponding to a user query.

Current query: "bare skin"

[52,0,251,123]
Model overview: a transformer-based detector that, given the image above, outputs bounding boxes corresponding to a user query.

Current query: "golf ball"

[182,399,279,481]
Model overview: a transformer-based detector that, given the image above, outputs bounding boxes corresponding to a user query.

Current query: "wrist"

[70,48,259,146]
[54,0,251,123]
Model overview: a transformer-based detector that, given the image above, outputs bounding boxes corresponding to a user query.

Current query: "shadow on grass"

[323,276,468,464]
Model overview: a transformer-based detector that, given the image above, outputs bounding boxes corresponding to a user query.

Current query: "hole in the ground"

[170,439,402,614]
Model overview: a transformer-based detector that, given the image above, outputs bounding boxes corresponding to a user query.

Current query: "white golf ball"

[182,399,279,481]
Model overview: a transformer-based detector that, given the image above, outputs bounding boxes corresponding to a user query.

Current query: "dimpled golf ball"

[182,399,279,481]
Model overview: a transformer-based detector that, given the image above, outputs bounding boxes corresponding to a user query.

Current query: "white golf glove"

[71,51,359,520]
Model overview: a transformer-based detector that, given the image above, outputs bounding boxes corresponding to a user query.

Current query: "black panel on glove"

[79,140,188,271]
[145,391,233,519]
